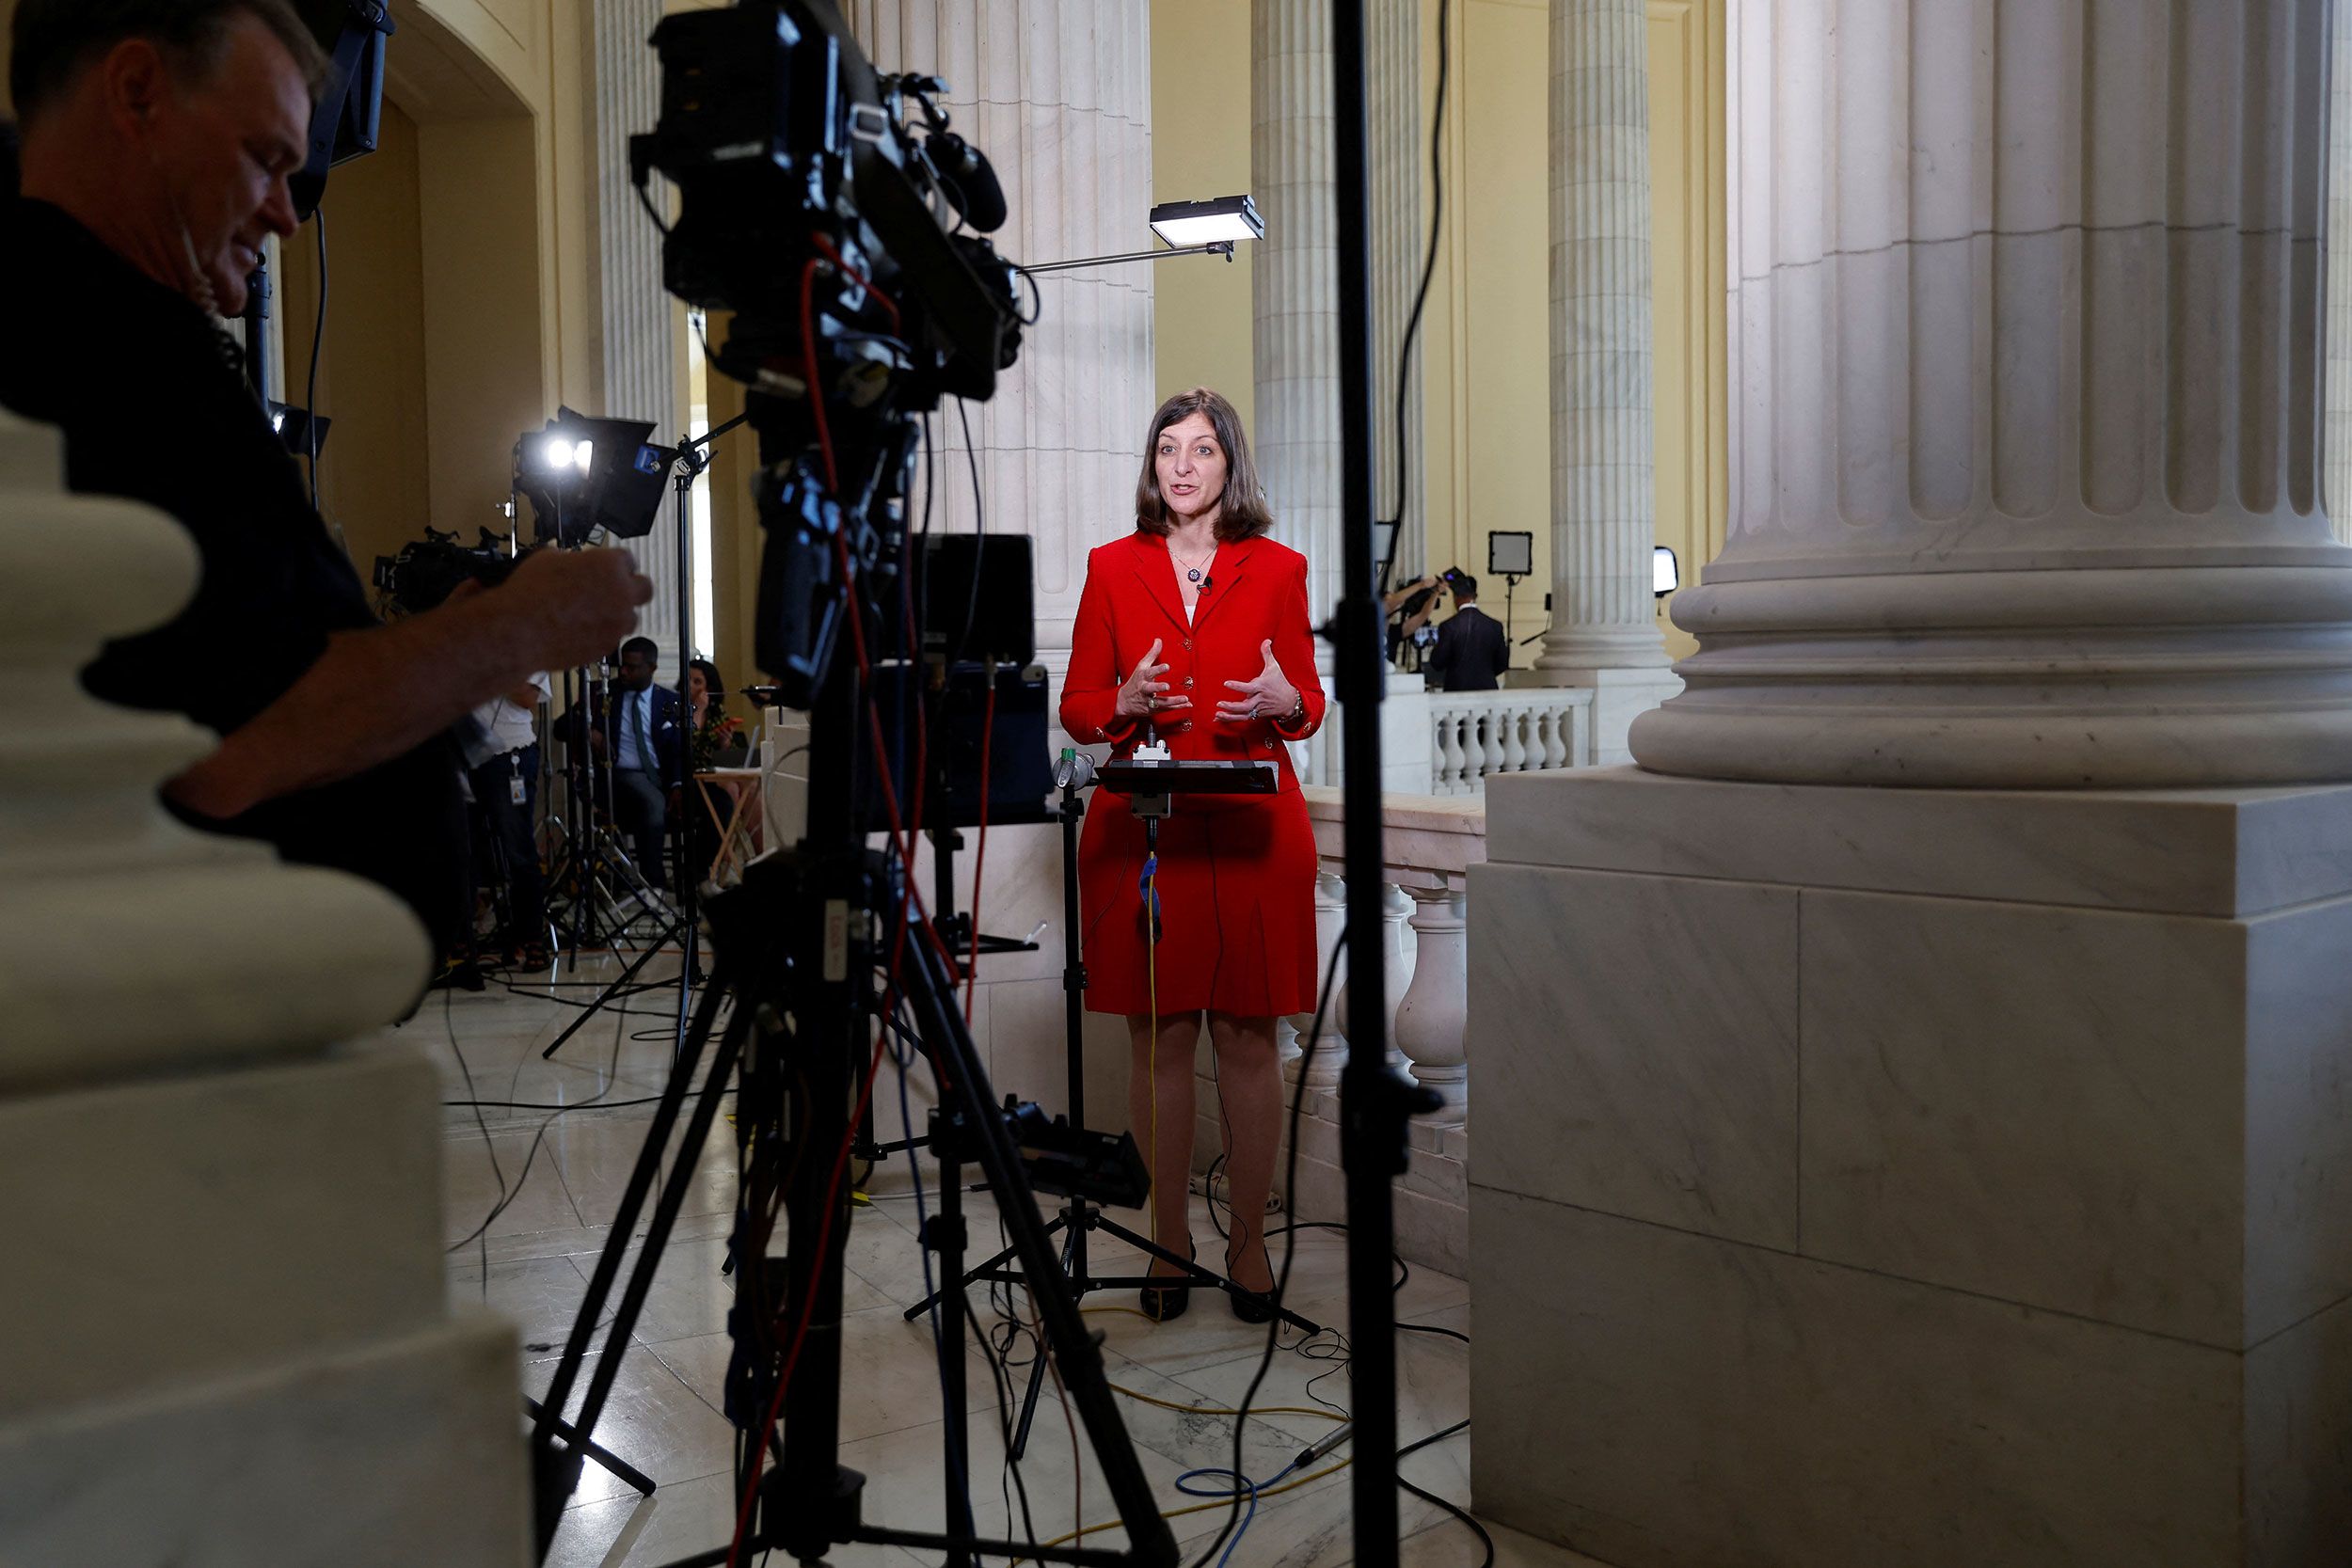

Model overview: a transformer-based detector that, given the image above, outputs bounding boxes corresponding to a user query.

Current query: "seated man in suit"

[1427,573,1511,693]
[587,637,681,888]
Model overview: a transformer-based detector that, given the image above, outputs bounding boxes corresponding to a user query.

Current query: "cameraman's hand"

[500,548,654,670]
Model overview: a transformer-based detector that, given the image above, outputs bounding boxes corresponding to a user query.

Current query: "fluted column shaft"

[850,1,1155,667]
[591,0,682,667]
[1252,0,1343,641]
[1636,0,2352,788]
[1536,0,1670,674]
[1373,0,1426,582]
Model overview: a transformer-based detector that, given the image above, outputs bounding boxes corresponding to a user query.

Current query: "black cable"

[1396,1419,1490,1568]
[306,206,327,513]
[446,977,635,1251]
[946,398,988,671]
[1379,0,1451,590]
[443,983,506,1286]
[1190,926,1347,1568]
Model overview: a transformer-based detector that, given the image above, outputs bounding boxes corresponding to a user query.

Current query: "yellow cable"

[1105,1382,1343,1424]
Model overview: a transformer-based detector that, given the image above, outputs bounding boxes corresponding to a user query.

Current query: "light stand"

[1332,5,1442,1568]
[540,412,749,1063]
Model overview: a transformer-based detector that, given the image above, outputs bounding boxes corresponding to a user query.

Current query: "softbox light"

[517,407,671,546]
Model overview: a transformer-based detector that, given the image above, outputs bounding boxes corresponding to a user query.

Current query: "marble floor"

[385,952,1602,1568]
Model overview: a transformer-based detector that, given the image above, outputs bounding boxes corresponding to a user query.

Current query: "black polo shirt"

[2,198,467,955]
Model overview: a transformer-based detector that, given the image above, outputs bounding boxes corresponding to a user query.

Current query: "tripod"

[525,683,1179,1568]
[903,752,1323,1461]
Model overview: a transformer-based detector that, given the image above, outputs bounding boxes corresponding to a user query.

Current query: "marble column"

[0,412,528,1562]
[1533,0,1677,767]
[1635,0,2352,788]
[1252,0,1340,783]
[1475,6,2352,1561]
[850,0,1156,678]
[590,0,684,668]
[1372,0,1426,584]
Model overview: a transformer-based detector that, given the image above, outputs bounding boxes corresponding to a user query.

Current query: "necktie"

[633,691,657,778]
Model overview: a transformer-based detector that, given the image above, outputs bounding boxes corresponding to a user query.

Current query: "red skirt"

[1076,787,1320,1018]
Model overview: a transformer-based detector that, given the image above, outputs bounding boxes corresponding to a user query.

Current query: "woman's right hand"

[1116,638,1188,720]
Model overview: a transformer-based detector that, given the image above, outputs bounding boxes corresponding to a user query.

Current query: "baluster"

[1437,710,1466,793]
[1462,710,1488,785]
[1500,703,1527,772]
[1392,880,1469,1122]
[1287,871,1348,1089]
[1544,705,1569,769]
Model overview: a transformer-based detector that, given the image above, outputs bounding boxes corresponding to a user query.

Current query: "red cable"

[723,1032,894,1566]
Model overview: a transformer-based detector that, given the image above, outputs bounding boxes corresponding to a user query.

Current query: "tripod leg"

[522,1397,655,1496]
[1006,1218,1083,1462]
[898,1218,1060,1323]
[539,916,681,1060]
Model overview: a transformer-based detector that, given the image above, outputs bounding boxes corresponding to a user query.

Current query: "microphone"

[1200,574,1213,592]
[928,130,1009,233]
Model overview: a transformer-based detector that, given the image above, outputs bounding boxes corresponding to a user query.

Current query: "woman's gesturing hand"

[1117,638,1188,720]
[1217,640,1301,724]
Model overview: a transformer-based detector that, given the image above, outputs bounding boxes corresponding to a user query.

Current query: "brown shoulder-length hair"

[1133,387,1275,543]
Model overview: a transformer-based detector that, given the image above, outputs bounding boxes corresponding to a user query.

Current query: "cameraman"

[1427,573,1511,692]
[2,0,652,954]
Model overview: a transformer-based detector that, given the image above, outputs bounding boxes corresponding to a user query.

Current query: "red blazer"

[1060,531,1327,788]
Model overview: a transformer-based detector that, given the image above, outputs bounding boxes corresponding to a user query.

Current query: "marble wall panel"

[1799,890,2248,1346]
[1468,863,1799,1249]
[2244,896,2352,1342]
[1469,1187,2249,1568]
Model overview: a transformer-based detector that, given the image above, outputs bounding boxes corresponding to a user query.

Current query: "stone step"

[0,1313,530,1567]
[0,1045,448,1418]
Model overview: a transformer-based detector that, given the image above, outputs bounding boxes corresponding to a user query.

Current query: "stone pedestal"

[1470,766,2352,1567]
[0,410,528,1564]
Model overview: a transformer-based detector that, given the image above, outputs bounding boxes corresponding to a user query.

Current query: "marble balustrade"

[1426,687,1593,795]
[1258,787,1486,1278]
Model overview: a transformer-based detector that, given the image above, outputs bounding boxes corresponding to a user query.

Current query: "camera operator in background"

[460,672,553,974]
[2,0,650,961]
[1426,572,1511,692]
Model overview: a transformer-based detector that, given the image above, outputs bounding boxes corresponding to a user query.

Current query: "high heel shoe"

[1140,1242,1197,1323]
[1226,1242,1278,1324]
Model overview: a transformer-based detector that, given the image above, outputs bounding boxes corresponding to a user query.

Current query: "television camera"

[631,0,1026,710]
[372,528,528,616]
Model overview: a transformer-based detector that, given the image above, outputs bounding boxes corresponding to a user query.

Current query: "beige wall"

[1149,0,1255,434]
[278,103,435,581]
[1147,0,1729,659]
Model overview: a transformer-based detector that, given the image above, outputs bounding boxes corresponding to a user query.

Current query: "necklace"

[1172,543,1216,584]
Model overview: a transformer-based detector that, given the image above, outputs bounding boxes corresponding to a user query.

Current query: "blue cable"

[1173,1466,1279,1568]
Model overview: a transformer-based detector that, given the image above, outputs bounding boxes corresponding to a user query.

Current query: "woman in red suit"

[1060,387,1325,1323]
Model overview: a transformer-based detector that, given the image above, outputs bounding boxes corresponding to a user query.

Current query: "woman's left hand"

[1217,640,1301,724]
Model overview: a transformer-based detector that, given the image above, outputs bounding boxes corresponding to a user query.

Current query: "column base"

[1470,767,2352,1565]
[1637,563,2352,787]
